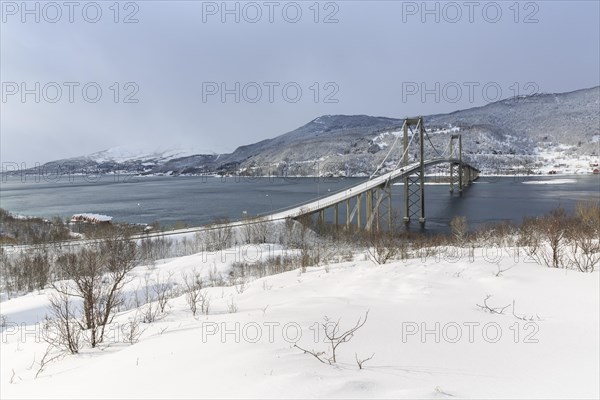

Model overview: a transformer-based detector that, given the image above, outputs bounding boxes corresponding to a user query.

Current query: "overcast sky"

[1,0,599,165]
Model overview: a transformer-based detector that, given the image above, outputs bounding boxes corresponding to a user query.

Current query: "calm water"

[1,174,598,233]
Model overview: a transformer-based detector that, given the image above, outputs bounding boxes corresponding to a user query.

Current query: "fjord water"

[1,175,598,232]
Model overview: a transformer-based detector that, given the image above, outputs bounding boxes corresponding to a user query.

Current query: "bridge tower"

[403,117,426,226]
[449,134,463,194]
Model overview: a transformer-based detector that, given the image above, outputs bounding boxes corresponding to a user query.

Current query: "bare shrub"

[473,220,517,249]
[182,270,203,316]
[0,209,71,245]
[536,208,571,268]
[243,218,270,244]
[227,297,238,313]
[366,230,398,265]
[35,344,64,379]
[495,262,514,277]
[575,201,600,232]
[313,237,340,267]
[199,290,211,315]
[520,216,543,257]
[234,277,247,294]
[4,246,52,294]
[121,313,145,344]
[355,352,375,370]
[568,228,600,272]
[205,218,233,251]
[476,295,511,314]
[140,274,159,323]
[54,232,138,347]
[283,218,298,248]
[208,265,224,287]
[566,202,600,272]
[413,233,444,260]
[512,300,542,321]
[450,216,468,244]
[294,311,369,365]
[153,272,173,313]
[46,290,82,354]
[139,234,173,263]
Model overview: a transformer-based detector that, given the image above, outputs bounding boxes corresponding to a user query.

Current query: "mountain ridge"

[9,86,600,176]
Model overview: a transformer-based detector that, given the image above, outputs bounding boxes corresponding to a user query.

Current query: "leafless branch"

[293,343,330,364]
[355,352,375,369]
[35,344,64,379]
[511,300,542,321]
[476,295,510,315]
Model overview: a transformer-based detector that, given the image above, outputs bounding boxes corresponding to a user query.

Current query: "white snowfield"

[1,245,598,399]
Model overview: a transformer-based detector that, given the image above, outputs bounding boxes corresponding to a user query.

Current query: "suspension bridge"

[266,116,479,230]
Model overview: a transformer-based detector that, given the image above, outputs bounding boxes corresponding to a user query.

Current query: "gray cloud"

[1,1,599,166]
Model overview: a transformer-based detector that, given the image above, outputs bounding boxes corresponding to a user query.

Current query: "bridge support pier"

[449,163,454,194]
[387,187,393,231]
[356,194,361,229]
[346,199,350,230]
[375,188,380,231]
[334,203,338,228]
[366,189,373,231]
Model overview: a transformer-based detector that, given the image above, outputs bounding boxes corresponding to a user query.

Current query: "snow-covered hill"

[1,244,598,398]
[83,147,215,164]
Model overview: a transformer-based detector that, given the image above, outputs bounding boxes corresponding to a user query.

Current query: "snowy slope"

[1,246,598,399]
[85,146,216,164]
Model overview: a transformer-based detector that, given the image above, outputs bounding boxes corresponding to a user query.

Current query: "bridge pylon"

[449,134,463,194]
[402,117,426,226]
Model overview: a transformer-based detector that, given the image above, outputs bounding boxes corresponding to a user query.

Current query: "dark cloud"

[1,1,599,165]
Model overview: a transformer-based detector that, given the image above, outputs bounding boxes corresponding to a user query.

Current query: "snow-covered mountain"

[16,86,600,176]
[25,146,219,176]
[84,147,215,164]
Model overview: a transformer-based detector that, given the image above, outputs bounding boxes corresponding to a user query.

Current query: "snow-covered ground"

[1,245,598,399]
[522,179,578,185]
[534,149,599,175]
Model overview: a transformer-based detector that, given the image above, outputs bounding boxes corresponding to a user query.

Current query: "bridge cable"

[368,121,406,179]
[424,130,444,158]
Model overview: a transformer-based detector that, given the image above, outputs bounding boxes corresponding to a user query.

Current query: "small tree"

[566,202,600,272]
[182,270,203,316]
[46,290,82,354]
[366,230,398,265]
[206,218,233,251]
[54,232,138,347]
[294,311,369,365]
[537,208,570,268]
[450,216,468,245]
